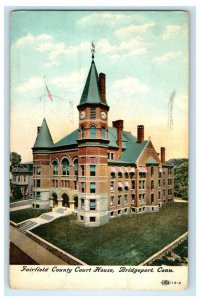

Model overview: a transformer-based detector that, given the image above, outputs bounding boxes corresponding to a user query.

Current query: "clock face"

[101,111,107,120]
[80,111,86,120]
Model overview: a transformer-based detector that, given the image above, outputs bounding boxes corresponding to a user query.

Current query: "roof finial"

[91,41,95,61]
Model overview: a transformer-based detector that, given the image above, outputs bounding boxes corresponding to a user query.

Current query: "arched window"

[90,126,96,138]
[62,158,70,175]
[102,127,106,139]
[74,159,78,176]
[52,161,58,175]
[81,127,85,139]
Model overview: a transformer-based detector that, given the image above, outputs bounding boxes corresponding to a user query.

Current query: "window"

[62,158,70,175]
[90,107,96,119]
[131,180,135,189]
[110,181,114,191]
[81,199,84,210]
[90,217,96,222]
[36,166,41,175]
[110,211,114,216]
[90,165,96,176]
[74,181,77,190]
[102,127,106,139]
[118,171,123,178]
[52,180,58,188]
[151,166,154,176]
[52,161,58,175]
[74,159,78,176]
[80,215,84,221]
[36,192,40,200]
[36,204,39,208]
[158,179,161,187]
[90,126,96,138]
[108,153,114,160]
[163,179,166,185]
[24,175,26,182]
[81,127,85,139]
[118,195,121,205]
[81,182,85,193]
[118,210,121,215]
[151,194,154,204]
[151,180,154,189]
[131,194,135,202]
[110,196,114,206]
[90,182,96,193]
[163,189,165,196]
[158,191,161,199]
[37,179,40,187]
[90,200,96,210]
[81,165,85,176]
[124,195,128,204]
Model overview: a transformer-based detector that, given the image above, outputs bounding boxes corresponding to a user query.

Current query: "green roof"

[53,129,79,148]
[53,127,136,149]
[146,156,159,164]
[119,139,148,164]
[33,118,53,148]
[79,61,108,106]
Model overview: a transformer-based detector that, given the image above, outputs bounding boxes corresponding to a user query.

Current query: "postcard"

[9,10,189,290]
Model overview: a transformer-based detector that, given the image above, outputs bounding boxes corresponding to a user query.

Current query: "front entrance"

[52,193,58,207]
[62,193,70,208]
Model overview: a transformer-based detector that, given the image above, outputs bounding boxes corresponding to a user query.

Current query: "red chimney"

[37,126,41,135]
[160,147,166,164]
[99,73,106,102]
[112,120,123,156]
[137,125,144,143]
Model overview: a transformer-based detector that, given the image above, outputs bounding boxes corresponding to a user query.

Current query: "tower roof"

[33,118,53,148]
[79,61,108,107]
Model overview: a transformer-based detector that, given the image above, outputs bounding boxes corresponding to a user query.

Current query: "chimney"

[37,126,41,135]
[137,125,144,143]
[112,120,123,156]
[99,73,106,102]
[160,147,166,164]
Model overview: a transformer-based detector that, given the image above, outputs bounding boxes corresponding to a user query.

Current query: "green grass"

[32,203,188,265]
[10,208,51,223]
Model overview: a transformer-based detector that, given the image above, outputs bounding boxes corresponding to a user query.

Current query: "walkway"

[10,226,68,265]
[10,199,32,211]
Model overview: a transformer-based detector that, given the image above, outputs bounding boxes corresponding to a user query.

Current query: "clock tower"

[77,47,110,227]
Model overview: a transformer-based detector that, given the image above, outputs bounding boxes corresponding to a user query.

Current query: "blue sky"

[10,11,189,162]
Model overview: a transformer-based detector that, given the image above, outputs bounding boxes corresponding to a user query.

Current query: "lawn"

[10,208,51,223]
[32,203,188,265]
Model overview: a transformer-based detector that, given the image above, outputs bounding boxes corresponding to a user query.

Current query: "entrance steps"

[17,208,72,234]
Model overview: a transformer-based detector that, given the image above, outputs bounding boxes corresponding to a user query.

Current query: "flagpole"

[43,76,46,118]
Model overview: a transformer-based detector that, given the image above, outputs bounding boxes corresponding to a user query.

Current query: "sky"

[10,10,189,162]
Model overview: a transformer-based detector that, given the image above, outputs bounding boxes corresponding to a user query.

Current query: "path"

[10,226,68,265]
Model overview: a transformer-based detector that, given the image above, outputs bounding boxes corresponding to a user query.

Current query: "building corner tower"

[76,52,110,227]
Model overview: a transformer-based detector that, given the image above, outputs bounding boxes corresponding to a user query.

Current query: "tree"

[12,186,23,200]
[174,162,188,200]
[10,152,21,165]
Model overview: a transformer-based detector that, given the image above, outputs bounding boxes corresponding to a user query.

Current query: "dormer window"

[90,107,96,119]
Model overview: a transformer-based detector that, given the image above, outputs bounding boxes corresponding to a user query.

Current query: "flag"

[46,84,53,101]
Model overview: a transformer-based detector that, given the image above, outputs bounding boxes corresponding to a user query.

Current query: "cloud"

[36,41,90,67]
[96,38,147,62]
[115,22,155,38]
[110,77,149,96]
[77,12,132,27]
[152,51,182,64]
[15,33,53,47]
[49,68,86,93]
[163,24,186,40]
[17,69,87,94]
[17,77,43,93]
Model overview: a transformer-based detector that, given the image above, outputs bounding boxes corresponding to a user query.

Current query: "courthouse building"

[32,53,174,227]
